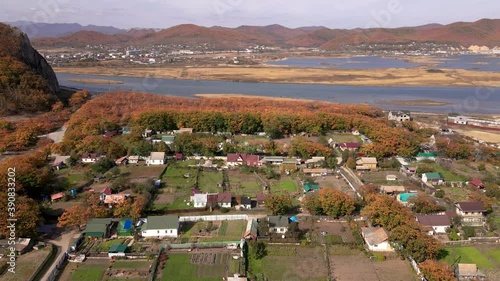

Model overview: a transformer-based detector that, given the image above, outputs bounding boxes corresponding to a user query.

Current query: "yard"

[299,219,355,244]
[327,133,361,144]
[181,220,246,242]
[329,245,417,281]
[198,170,223,193]
[120,165,166,179]
[270,179,298,192]
[442,246,497,269]
[70,263,108,281]
[160,253,228,281]
[0,247,52,281]
[161,162,197,189]
[218,220,246,239]
[248,245,328,281]
[228,170,265,196]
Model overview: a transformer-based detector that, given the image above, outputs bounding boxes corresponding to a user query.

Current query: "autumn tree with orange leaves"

[418,260,457,281]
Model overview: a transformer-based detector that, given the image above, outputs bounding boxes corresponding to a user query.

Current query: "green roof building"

[304,183,320,193]
[84,218,113,238]
[108,244,128,258]
[161,135,176,144]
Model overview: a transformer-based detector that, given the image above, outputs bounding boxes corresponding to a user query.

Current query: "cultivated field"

[180,220,246,242]
[160,253,231,281]
[299,219,355,244]
[442,245,500,279]
[59,258,154,281]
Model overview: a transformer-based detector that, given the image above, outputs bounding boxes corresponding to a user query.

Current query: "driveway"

[40,227,78,281]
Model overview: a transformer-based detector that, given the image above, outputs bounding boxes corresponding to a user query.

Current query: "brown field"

[299,219,355,244]
[0,247,52,281]
[329,249,417,281]
[378,99,451,106]
[54,65,500,87]
[453,128,500,144]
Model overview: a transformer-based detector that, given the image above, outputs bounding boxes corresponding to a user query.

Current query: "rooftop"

[144,215,179,230]
[416,214,451,227]
[456,202,486,212]
[361,227,389,245]
[268,216,289,228]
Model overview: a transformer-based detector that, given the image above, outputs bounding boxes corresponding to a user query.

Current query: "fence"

[179,214,249,222]
[167,240,242,250]
[444,237,500,246]
[45,251,69,281]
[148,246,165,281]
[409,257,427,281]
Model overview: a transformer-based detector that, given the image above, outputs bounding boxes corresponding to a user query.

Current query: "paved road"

[40,228,77,281]
[339,167,363,197]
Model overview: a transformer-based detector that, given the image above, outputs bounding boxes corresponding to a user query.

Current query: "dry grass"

[54,66,500,87]
[453,129,500,144]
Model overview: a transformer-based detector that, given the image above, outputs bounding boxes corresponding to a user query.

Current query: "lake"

[56,73,500,114]
[267,55,500,72]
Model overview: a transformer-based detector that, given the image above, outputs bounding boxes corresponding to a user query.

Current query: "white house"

[422,172,444,185]
[360,227,394,252]
[146,152,166,166]
[192,193,208,208]
[455,202,486,226]
[81,152,101,163]
[415,214,451,234]
[388,111,411,122]
[268,216,289,234]
[141,215,179,238]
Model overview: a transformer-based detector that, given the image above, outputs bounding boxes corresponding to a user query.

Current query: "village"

[3,108,499,281]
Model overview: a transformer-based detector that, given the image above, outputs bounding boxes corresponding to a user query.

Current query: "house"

[268,216,289,234]
[360,227,393,252]
[259,156,284,166]
[236,196,252,210]
[304,157,325,167]
[0,238,34,255]
[99,187,112,201]
[207,194,218,209]
[416,152,438,161]
[115,156,128,166]
[244,219,258,240]
[451,116,469,125]
[50,192,64,202]
[146,152,166,166]
[218,192,232,208]
[108,244,127,258]
[380,186,405,195]
[52,155,70,170]
[117,219,134,236]
[338,142,360,151]
[351,128,360,135]
[303,182,320,193]
[422,173,444,185]
[401,165,417,174]
[128,155,140,164]
[227,153,261,167]
[141,215,179,238]
[81,152,101,163]
[228,274,249,281]
[103,194,128,206]
[161,135,175,145]
[281,158,299,172]
[303,168,328,177]
[386,175,398,181]
[255,193,268,207]
[455,202,486,226]
[356,157,378,171]
[192,193,208,208]
[469,178,485,189]
[455,263,486,281]
[84,218,113,239]
[388,111,411,122]
[415,214,451,234]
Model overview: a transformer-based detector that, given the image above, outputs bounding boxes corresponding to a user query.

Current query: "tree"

[462,226,475,239]
[418,260,457,281]
[360,184,379,198]
[361,195,414,230]
[408,193,445,214]
[318,188,355,218]
[252,241,267,259]
[265,194,293,215]
[303,192,323,215]
[389,224,443,262]
[111,177,132,193]
[288,222,301,239]
[90,157,115,174]
[346,157,356,169]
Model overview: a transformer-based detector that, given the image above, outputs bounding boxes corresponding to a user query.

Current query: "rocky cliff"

[0,23,59,93]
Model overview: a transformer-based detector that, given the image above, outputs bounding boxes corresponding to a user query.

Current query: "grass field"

[162,165,196,188]
[249,245,328,281]
[427,163,468,182]
[442,246,494,269]
[111,261,152,269]
[272,179,298,192]
[219,220,246,239]
[198,171,223,193]
[70,264,107,281]
[161,254,224,281]
[487,248,500,264]
[228,171,264,196]
[94,239,125,252]
[0,247,52,281]
[328,133,361,143]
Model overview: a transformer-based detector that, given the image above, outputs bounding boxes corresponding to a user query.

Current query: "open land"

[54,65,500,87]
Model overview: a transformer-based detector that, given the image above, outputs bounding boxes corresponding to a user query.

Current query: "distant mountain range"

[7,19,500,49]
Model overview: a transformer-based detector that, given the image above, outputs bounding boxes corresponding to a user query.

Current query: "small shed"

[50,192,64,202]
[84,218,113,238]
[108,244,127,258]
[303,183,320,193]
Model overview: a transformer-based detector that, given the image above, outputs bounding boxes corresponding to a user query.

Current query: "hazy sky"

[1,0,499,29]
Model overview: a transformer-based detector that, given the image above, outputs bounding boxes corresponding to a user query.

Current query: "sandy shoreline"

[55,65,500,88]
[68,78,124,84]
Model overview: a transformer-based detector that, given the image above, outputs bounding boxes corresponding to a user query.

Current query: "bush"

[435,189,445,198]
[462,226,476,239]
[220,207,230,213]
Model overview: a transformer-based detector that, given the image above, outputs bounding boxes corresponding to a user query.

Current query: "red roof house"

[50,192,64,202]
[226,153,261,167]
[338,142,360,151]
[469,178,485,189]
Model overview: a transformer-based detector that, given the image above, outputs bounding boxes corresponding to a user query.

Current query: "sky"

[1,0,499,29]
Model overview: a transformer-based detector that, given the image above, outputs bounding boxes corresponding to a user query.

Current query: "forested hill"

[0,23,60,115]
